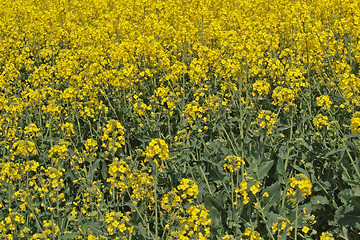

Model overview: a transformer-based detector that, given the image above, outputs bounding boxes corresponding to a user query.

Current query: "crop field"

[0,0,360,239]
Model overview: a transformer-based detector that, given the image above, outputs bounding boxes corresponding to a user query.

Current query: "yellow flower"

[320,231,335,240]
[351,112,360,134]
[316,95,332,110]
[313,114,330,130]
[286,173,312,203]
[143,138,169,171]
[302,226,310,234]
[256,110,277,134]
[223,155,245,173]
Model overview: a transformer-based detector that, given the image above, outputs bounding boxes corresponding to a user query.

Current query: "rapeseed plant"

[0,0,359,238]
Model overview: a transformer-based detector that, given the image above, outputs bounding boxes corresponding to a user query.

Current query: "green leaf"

[311,195,329,211]
[344,133,360,139]
[59,233,79,239]
[354,196,360,211]
[324,147,346,158]
[262,182,281,213]
[208,206,221,229]
[292,164,309,177]
[259,160,274,180]
[101,160,108,180]
[88,158,101,182]
[204,195,223,212]
[353,186,360,197]
[87,221,102,234]
[338,189,352,203]
[137,222,148,238]
[299,140,312,151]
[64,169,76,182]
[311,195,329,205]
[277,125,291,132]
[335,204,360,226]
[276,158,285,178]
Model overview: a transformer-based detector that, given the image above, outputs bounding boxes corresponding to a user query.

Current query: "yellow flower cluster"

[272,86,296,110]
[0,0,359,237]
[127,171,155,206]
[107,157,130,195]
[169,205,211,240]
[105,211,133,237]
[29,220,59,239]
[143,138,169,171]
[84,138,98,162]
[161,179,198,214]
[11,140,37,158]
[242,228,262,240]
[42,166,65,189]
[272,218,294,238]
[223,155,245,173]
[252,80,271,99]
[161,179,211,239]
[313,114,330,130]
[23,123,40,138]
[320,231,335,240]
[48,140,70,165]
[350,111,360,134]
[60,122,75,139]
[316,95,332,110]
[161,190,182,213]
[222,235,236,240]
[101,119,125,154]
[154,86,178,116]
[286,173,312,204]
[339,73,360,107]
[4,210,25,232]
[0,160,38,184]
[133,101,151,117]
[256,110,277,134]
[182,101,207,125]
[235,173,261,205]
[175,178,199,203]
[174,129,189,143]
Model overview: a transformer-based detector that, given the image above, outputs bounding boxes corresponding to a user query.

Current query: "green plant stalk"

[346,148,360,179]
[294,191,299,240]
[167,111,172,138]
[125,188,155,239]
[221,124,239,155]
[231,171,234,207]
[255,196,276,240]
[284,114,293,171]
[154,166,159,240]
[280,168,294,216]
[199,165,213,196]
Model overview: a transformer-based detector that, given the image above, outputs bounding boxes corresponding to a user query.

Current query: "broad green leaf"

[335,204,360,226]
[87,221,102,234]
[276,158,285,178]
[292,164,309,177]
[310,195,329,205]
[259,160,274,180]
[262,182,281,213]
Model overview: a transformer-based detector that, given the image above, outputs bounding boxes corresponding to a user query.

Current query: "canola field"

[0,0,360,239]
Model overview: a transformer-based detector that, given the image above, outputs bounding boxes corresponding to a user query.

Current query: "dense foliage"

[0,0,359,239]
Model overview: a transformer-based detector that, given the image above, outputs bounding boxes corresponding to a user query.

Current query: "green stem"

[255,196,276,240]
[346,148,360,179]
[284,115,293,171]
[154,167,159,240]
[199,165,213,196]
[294,192,299,240]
